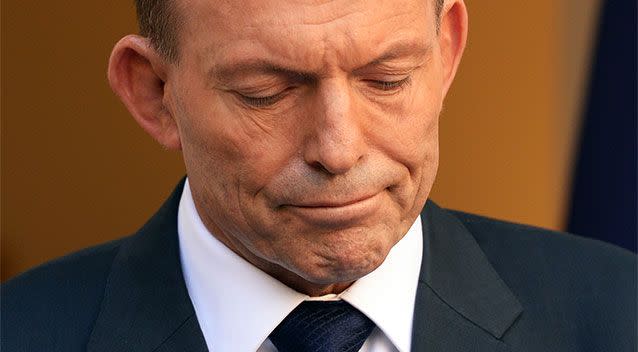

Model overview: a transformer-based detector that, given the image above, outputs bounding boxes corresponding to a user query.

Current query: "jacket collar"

[87,181,522,352]
[411,201,523,352]
[87,179,208,352]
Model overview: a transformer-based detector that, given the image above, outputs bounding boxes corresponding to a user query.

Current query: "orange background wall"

[1,1,600,281]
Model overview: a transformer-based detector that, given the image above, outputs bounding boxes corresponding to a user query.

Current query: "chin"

[296,238,391,285]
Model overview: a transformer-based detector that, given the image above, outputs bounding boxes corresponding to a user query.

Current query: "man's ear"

[107,35,181,150]
[438,0,468,99]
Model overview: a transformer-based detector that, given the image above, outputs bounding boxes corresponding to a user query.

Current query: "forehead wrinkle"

[298,4,361,26]
[197,0,432,82]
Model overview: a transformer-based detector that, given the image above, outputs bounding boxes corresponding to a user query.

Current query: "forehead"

[176,0,434,72]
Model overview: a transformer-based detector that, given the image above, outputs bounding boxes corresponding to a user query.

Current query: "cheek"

[367,77,441,172]
[401,87,441,194]
[361,70,441,212]
[174,88,303,215]
[174,91,298,251]
[402,67,443,153]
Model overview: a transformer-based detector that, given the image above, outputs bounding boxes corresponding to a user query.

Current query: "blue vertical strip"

[567,0,637,252]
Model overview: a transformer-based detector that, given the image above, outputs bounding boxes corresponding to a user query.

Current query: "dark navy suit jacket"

[2,181,636,351]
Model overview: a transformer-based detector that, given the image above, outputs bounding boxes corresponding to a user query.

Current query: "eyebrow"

[362,41,432,68]
[209,40,432,84]
[210,60,315,86]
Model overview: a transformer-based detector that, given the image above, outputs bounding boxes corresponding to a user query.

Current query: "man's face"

[165,0,447,291]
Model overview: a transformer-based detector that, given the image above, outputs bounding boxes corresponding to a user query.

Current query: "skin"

[108,0,467,296]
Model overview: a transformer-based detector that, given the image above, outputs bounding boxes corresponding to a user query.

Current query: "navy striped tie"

[269,300,376,352]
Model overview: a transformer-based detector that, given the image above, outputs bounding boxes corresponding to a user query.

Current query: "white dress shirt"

[178,179,423,352]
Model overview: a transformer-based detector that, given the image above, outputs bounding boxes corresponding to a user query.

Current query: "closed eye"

[236,88,292,108]
[367,77,412,91]
[239,93,283,107]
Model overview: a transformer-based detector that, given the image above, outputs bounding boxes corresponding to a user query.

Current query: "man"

[2,0,635,351]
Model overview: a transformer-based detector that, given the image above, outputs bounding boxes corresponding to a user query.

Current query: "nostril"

[310,162,330,174]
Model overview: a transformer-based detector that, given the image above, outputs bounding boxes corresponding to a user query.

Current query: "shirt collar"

[340,214,422,352]
[178,179,422,352]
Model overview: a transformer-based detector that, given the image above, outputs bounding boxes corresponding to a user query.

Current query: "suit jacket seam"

[150,313,199,352]
[419,280,512,344]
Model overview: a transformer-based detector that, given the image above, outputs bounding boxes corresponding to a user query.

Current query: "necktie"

[269,300,376,352]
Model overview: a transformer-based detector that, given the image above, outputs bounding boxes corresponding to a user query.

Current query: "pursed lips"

[281,191,385,227]
[291,193,378,208]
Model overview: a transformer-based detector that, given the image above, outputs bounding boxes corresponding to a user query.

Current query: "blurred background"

[2,0,636,281]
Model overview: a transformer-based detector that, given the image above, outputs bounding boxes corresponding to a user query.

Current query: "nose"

[303,80,366,175]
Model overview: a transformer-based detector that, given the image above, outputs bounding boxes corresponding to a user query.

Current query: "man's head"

[108,0,467,295]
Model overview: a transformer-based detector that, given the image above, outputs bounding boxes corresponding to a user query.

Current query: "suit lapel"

[411,201,523,352]
[87,180,208,352]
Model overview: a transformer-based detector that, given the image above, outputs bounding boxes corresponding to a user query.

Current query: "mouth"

[282,191,384,227]
[293,193,377,208]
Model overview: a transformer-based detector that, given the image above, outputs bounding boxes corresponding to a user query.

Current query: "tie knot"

[269,300,376,352]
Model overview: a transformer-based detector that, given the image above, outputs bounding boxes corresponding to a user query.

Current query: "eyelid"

[366,76,412,91]
[233,74,411,108]
[235,88,291,108]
